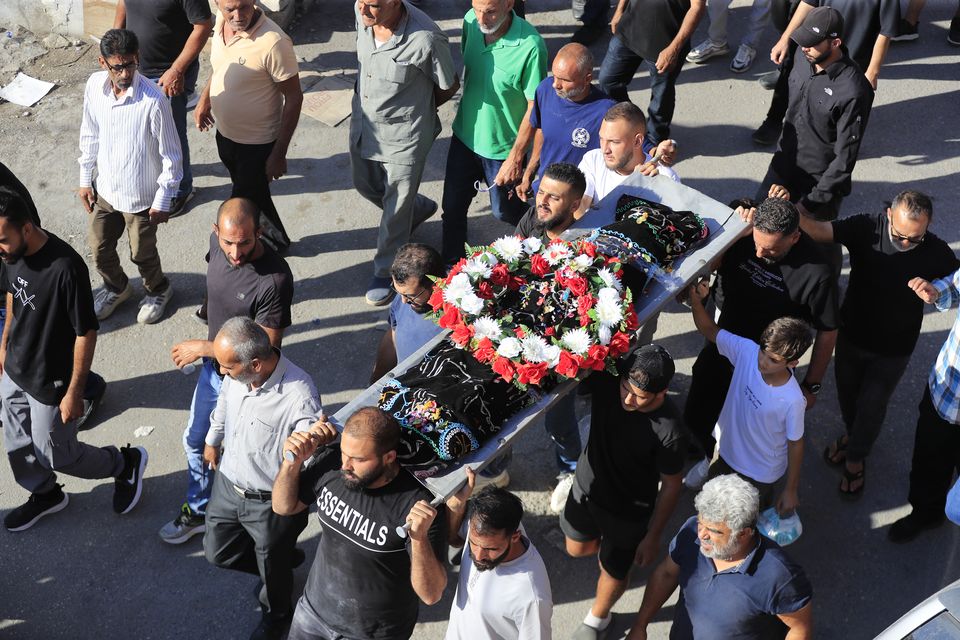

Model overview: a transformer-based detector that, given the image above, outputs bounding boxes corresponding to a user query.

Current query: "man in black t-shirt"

[683,198,839,488]
[0,187,147,532]
[561,345,686,640]
[114,0,212,211]
[159,197,294,545]
[800,190,958,498]
[598,0,704,145]
[274,407,448,640]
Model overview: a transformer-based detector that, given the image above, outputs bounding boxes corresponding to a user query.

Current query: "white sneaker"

[683,457,711,490]
[550,472,575,513]
[730,44,757,73]
[93,283,133,320]
[137,285,174,324]
[685,39,730,64]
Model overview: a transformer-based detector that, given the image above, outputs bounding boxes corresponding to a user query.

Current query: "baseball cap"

[620,344,675,393]
[790,6,844,47]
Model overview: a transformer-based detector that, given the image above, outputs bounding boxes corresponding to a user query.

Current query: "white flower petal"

[522,237,542,254]
[459,293,485,315]
[560,328,592,355]
[598,324,612,345]
[492,236,524,262]
[497,337,522,358]
[520,335,551,362]
[473,316,502,341]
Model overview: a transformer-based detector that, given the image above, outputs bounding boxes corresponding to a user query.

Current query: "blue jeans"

[598,34,688,145]
[147,60,198,199]
[182,358,223,515]
[440,134,528,262]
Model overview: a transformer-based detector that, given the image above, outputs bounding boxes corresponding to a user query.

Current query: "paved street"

[1,0,959,637]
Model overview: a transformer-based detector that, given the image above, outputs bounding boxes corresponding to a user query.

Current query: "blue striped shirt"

[78,71,182,213]
[929,268,960,424]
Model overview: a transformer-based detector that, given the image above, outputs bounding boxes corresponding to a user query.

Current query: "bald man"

[160,197,294,545]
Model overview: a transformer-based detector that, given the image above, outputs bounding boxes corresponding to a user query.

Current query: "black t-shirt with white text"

[297,446,447,640]
[714,233,840,342]
[833,212,959,356]
[123,0,212,77]
[576,373,686,518]
[0,233,99,405]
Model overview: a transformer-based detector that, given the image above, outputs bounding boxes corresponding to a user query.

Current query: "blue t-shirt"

[388,295,443,363]
[529,79,616,193]
[669,516,812,640]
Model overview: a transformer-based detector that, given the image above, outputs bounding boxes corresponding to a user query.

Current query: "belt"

[232,483,272,501]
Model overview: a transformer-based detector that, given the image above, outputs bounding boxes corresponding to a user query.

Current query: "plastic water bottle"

[181,362,197,375]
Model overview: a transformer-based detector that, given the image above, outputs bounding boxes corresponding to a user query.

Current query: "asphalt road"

[1,0,959,638]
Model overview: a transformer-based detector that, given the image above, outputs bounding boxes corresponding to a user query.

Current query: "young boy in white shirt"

[688,279,813,515]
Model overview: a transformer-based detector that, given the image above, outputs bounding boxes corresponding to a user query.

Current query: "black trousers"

[683,341,733,457]
[216,131,291,251]
[907,388,960,518]
[204,471,308,622]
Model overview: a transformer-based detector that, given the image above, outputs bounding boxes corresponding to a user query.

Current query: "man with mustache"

[626,474,813,639]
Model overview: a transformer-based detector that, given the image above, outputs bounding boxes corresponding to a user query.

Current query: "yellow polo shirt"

[210,11,299,145]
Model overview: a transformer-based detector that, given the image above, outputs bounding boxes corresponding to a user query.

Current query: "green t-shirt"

[452,10,547,160]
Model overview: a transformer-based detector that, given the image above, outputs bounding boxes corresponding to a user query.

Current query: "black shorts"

[560,481,650,581]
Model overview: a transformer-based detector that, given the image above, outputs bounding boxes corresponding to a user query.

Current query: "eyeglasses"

[889,220,925,245]
[105,61,138,73]
[394,285,429,304]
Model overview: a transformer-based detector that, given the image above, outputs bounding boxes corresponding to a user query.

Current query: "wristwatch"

[801,380,822,395]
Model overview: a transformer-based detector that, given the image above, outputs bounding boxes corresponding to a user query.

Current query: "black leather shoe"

[888,511,945,543]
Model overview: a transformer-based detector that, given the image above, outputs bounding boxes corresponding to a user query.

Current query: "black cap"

[620,344,675,393]
[790,6,844,47]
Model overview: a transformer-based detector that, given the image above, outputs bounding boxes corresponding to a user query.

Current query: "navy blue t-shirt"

[529,79,615,193]
[669,516,812,640]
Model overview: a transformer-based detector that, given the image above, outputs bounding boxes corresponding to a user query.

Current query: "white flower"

[572,254,593,271]
[492,236,523,262]
[443,272,473,304]
[459,293,485,315]
[561,328,592,355]
[522,237,542,254]
[497,337,522,358]
[462,257,493,279]
[596,267,623,291]
[598,324,612,345]
[597,286,621,302]
[520,335,551,362]
[544,243,572,265]
[595,294,624,328]
[472,316,502,341]
[543,344,561,367]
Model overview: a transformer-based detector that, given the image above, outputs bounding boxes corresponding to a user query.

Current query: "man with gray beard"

[626,474,813,639]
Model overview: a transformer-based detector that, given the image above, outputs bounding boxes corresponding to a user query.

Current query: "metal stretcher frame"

[328,173,749,503]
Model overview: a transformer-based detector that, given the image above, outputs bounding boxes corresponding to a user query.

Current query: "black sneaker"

[114,445,148,514]
[77,373,107,432]
[194,303,208,326]
[752,119,783,146]
[168,189,197,218]
[949,17,960,46]
[4,485,69,532]
[888,510,945,543]
[890,18,919,41]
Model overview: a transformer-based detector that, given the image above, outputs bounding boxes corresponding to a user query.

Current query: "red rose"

[448,259,466,277]
[517,362,549,386]
[474,337,496,363]
[625,308,639,332]
[491,357,516,382]
[577,293,595,317]
[567,276,588,297]
[513,326,526,338]
[476,281,494,299]
[580,241,597,258]
[530,254,550,277]
[545,327,555,336]
[489,263,510,286]
[438,305,462,329]
[609,331,631,356]
[450,323,474,346]
[429,287,445,312]
[555,350,581,378]
[508,276,527,290]
[584,344,610,371]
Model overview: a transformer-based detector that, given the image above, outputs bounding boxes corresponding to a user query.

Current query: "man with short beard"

[202,317,323,640]
[626,474,813,639]
[274,407,447,640]
[444,469,552,639]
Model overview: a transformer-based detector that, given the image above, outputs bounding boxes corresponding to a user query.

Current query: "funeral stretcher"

[328,172,748,509]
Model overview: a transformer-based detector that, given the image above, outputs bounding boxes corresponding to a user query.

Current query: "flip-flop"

[839,460,865,500]
[823,436,848,467]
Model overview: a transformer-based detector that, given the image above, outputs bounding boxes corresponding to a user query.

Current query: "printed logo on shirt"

[743,384,762,410]
[824,87,833,96]
[236,292,246,300]
[13,276,36,311]
[738,259,786,294]
[571,127,590,148]
[315,485,398,552]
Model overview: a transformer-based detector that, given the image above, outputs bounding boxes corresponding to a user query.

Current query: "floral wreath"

[427,236,639,388]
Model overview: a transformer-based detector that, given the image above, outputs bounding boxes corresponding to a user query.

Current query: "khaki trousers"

[87,195,168,295]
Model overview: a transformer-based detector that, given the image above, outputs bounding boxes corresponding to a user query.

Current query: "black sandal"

[839,460,865,500]
[823,436,848,467]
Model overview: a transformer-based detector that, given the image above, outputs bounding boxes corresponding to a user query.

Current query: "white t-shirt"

[445,529,553,640]
[715,330,806,484]
[577,147,681,203]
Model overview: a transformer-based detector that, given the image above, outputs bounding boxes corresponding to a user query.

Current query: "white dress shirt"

[78,71,182,213]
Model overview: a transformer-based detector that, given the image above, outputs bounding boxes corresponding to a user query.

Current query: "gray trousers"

[834,330,911,462]
[0,373,123,494]
[203,471,308,621]
[350,141,434,280]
